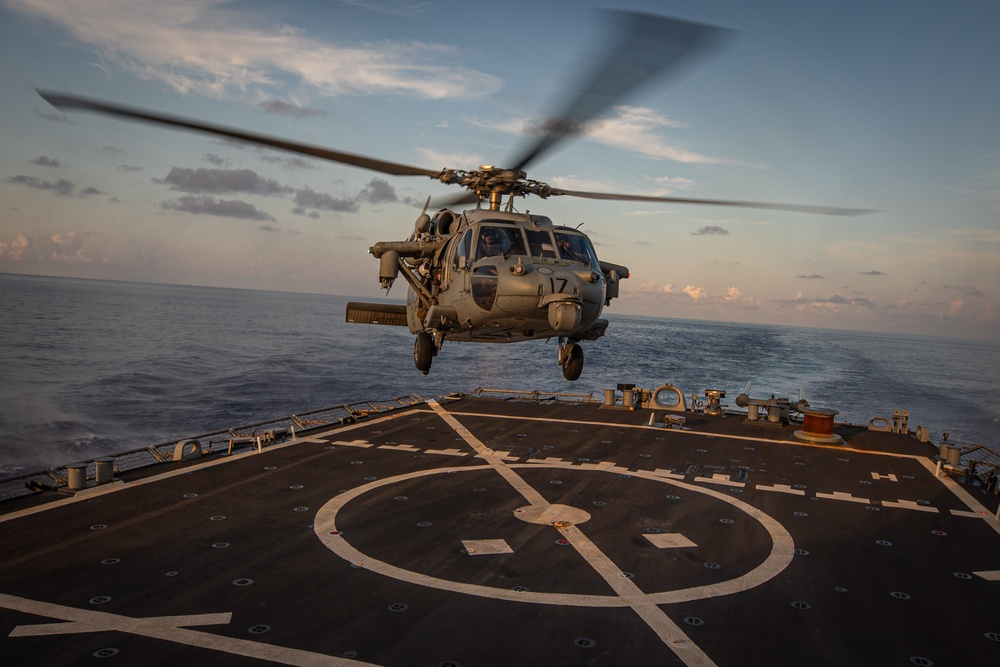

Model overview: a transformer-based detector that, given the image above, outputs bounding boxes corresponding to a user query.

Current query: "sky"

[0,0,998,340]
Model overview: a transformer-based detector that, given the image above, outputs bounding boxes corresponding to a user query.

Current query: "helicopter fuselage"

[353,207,629,379]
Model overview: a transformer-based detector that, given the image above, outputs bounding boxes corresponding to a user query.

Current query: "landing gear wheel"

[414,332,433,375]
[562,343,584,381]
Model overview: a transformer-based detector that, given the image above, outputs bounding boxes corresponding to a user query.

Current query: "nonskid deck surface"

[1,396,998,666]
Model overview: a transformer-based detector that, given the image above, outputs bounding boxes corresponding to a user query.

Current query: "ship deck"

[1,395,998,666]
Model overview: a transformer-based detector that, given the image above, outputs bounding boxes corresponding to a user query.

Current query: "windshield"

[525,229,557,258]
[554,231,598,267]
[475,225,525,261]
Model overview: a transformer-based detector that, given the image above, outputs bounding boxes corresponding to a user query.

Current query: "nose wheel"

[558,338,584,381]
[414,331,434,375]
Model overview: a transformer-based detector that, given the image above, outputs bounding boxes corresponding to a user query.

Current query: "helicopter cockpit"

[460,222,599,267]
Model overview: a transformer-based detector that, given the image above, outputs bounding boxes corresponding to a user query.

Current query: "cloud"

[293,187,359,213]
[0,232,32,261]
[692,225,730,236]
[626,280,760,308]
[156,167,294,195]
[649,176,696,193]
[787,293,876,311]
[359,177,420,206]
[290,178,418,215]
[259,155,317,170]
[588,106,750,165]
[32,156,62,167]
[0,230,92,263]
[257,99,325,117]
[119,165,144,172]
[11,0,501,100]
[4,175,77,196]
[682,284,707,300]
[858,270,887,276]
[796,274,827,279]
[161,195,275,221]
[470,106,754,166]
[943,284,985,297]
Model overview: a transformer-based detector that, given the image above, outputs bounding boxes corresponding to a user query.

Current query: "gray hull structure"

[2,392,998,665]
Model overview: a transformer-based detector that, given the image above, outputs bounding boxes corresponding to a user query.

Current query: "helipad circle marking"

[314,464,795,607]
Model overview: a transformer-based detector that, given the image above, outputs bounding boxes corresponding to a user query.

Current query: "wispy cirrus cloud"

[10,0,501,100]
[466,105,754,166]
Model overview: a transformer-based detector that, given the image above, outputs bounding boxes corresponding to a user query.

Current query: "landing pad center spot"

[514,503,591,525]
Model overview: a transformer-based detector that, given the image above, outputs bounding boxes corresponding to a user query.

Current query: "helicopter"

[37,12,870,381]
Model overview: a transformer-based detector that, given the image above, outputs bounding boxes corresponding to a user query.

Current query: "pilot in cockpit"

[557,235,588,264]
[477,227,510,259]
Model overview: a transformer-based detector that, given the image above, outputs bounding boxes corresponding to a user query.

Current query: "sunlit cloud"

[10,0,501,100]
[622,280,760,308]
[0,230,93,263]
[588,106,754,166]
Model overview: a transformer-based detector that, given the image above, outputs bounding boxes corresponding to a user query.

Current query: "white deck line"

[428,400,718,667]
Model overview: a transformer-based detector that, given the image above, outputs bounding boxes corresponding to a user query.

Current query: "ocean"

[1,273,997,475]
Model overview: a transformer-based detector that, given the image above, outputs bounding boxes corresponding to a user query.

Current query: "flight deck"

[1,393,998,666]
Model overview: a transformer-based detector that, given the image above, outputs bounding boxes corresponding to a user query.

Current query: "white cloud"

[587,106,741,165]
[683,284,707,300]
[11,0,501,100]
[465,105,755,166]
[415,147,489,170]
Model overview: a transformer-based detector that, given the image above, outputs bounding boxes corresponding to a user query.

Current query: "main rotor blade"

[550,188,875,216]
[506,12,733,173]
[37,90,444,179]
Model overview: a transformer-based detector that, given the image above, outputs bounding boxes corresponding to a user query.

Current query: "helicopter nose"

[547,300,581,333]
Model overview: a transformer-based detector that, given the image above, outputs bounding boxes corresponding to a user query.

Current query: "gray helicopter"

[39,12,869,380]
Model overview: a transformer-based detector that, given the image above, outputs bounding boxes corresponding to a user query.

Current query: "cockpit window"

[525,229,557,258]
[452,228,472,269]
[475,225,525,261]
[554,232,598,266]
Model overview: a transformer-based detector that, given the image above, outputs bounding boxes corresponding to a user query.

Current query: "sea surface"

[2,273,998,475]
